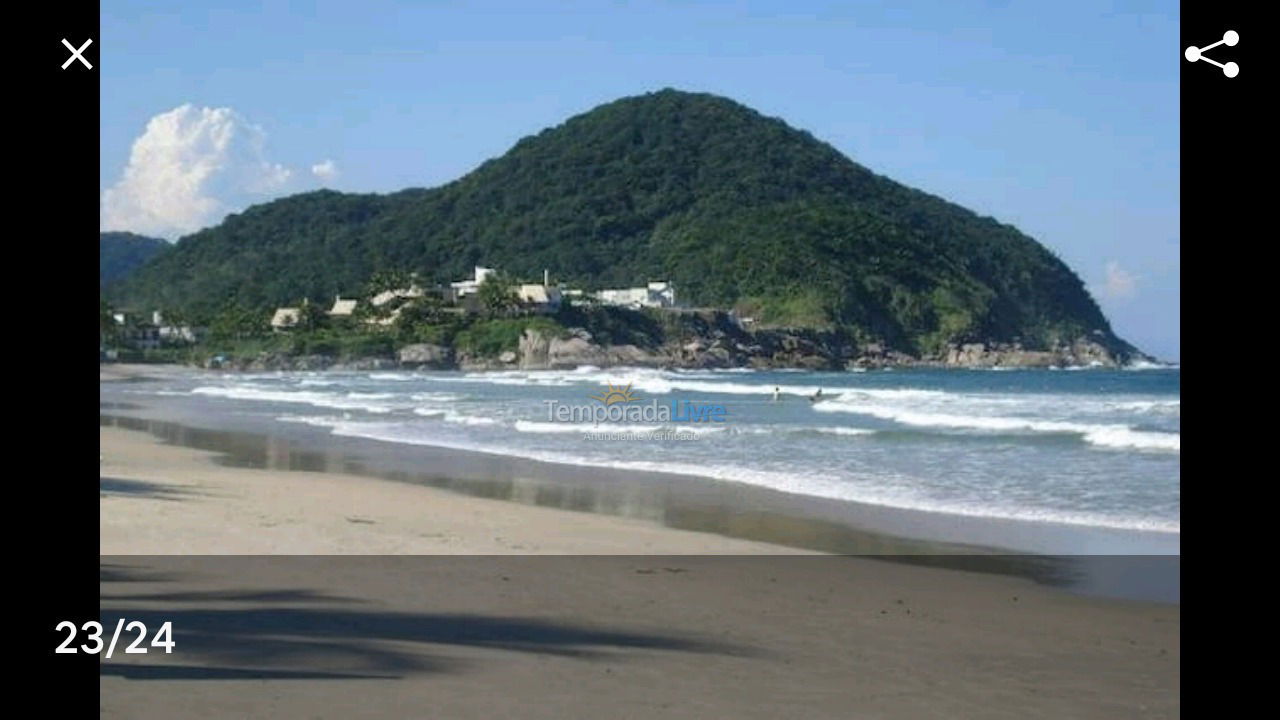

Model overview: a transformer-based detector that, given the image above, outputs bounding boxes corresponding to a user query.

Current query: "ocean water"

[112,366,1180,540]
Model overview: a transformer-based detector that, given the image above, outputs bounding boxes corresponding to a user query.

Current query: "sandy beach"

[101,424,807,554]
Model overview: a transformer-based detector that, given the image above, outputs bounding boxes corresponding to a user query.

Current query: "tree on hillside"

[298,300,328,332]
[365,269,414,297]
[158,307,190,329]
[210,303,268,341]
[395,295,445,329]
[477,271,518,317]
[100,299,119,345]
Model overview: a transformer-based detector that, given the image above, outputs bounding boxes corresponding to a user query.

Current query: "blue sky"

[100,0,1179,360]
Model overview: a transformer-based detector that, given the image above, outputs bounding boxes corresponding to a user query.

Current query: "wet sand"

[101,424,808,554]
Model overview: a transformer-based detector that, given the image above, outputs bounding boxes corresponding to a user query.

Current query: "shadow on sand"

[100,562,757,682]
[100,476,194,501]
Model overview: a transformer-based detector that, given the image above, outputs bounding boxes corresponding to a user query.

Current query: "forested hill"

[100,232,170,289]
[110,88,1135,357]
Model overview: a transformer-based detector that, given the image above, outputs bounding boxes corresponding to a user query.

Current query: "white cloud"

[1093,261,1139,301]
[100,104,310,239]
[311,159,339,184]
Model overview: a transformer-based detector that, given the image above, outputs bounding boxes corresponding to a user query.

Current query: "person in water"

[809,388,823,403]
[773,386,781,402]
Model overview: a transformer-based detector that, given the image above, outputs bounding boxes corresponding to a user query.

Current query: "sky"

[99,0,1180,361]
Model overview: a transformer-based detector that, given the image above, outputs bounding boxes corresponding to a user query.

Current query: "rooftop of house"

[516,284,563,305]
[271,308,301,326]
[370,287,424,307]
[329,298,358,315]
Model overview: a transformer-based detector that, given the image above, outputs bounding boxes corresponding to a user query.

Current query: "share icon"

[1185,30,1239,78]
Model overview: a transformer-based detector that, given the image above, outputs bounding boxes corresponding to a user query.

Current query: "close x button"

[61,38,93,70]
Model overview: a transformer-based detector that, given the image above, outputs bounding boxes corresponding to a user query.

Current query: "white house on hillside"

[153,310,204,343]
[111,310,203,345]
[596,281,677,309]
[450,266,496,297]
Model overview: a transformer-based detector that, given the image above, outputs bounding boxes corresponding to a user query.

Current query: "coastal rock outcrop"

[519,328,609,369]
[943,343,1057,368]
[237,352,336,372]
[604,344,666,367]
[397,343,452,368]
[517,329,552,369]
[330,357,396,371]
[938,335,1143,369]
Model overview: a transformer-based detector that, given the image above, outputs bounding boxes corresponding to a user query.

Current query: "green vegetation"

[209,304,270,340]
[454,316,567,356]
[100,232,170,289]
[476,270,519,316]
[194,328,398,364]
[734,290,833,330]
[109,89,1130,355]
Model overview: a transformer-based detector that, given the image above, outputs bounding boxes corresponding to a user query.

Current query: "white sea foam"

[1124,359,1176,371]
[409,392,464,403]
[309,419,1178,534]
[427,366,955,404]
[815,397,1179,452]
[666,424,727,435]
[275,414,350,428]
[513,420,593,434]
[809,426,877,436]
[444,413,499,426]
[192,385,403,413]
[1082,427,1180,451]
[412,406,500,426]
[558,368,949,400]
[1108,399,1181,415]
[458,370,585,386]
[512,420,726,435]
[731,425,874,437]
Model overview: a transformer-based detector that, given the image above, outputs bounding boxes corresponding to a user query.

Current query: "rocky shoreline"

[199,312,1154,373]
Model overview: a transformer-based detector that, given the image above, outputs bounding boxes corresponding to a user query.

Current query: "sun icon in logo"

[590,382,638,405]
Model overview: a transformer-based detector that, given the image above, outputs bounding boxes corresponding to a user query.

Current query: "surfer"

[773,386,781,402]
[809,388,823,403]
